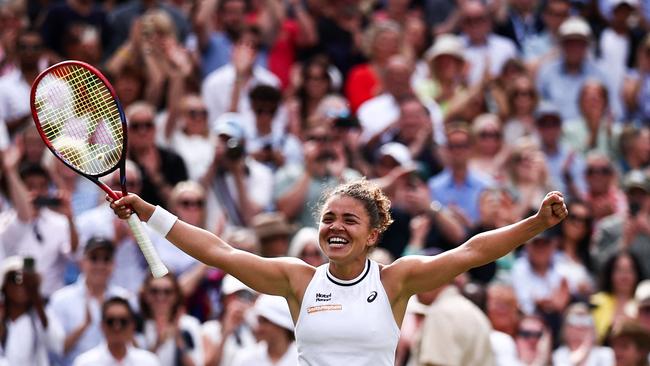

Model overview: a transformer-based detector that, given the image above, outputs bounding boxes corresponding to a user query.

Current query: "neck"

[7,304,28,321]
[328,257,367,281]
[107,342,127,361]
[531,263,548,276]
[564,61,582,74]
[131,144,154,155]
[256,122,272,135]
[267,337,292,361]
[543,143,559,154]
[85,280,107,298]
[451,167,467,183]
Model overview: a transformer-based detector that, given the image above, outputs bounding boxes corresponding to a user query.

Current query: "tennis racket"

[30,60,168,278]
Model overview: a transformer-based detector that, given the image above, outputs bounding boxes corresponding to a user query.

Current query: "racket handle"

[127,214,169,278]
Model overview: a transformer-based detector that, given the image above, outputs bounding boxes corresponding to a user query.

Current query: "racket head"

[30,60,128,182]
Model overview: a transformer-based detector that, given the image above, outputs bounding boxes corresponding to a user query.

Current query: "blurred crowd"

[1,0,650,364]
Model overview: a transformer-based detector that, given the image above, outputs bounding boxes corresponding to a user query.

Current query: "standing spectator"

[617,126,650,173]
[48,237,132,366]
[231,294,297,366]
[0,255,64,365]
[486,282,521,338]
[345,20,402,112]
[428,122,494,228]
[553,303,615,365]
[459,0,518,85]
[623,35,650,125]
[201,113,273,228]
[523,0,571,67]
[126,101,188,208]
[582,151,627,223]
[410,282,496,366]
[505,138,552,220]
[201,26,280,127]
[495,0,545,52]
[73,297,160,365]
[469,113,510,183]
[503,74,540,144]
[138,273,204,366]
[536,16,611,121]
[514,314,553,365]
[591,250,644,343]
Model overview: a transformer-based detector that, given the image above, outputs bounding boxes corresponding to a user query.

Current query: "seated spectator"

[536,16,611,121]
[469,114,510,183]
[608,320,650,366]
[138,273,203,366]
[486,282,520,338]
[553,303,615,365]
[48,237,132,365]
[515,314,553,365]
[623,35,650,125]
[251,212,294,258]
[0,256,64,364]
[287,227,325,267]
[591,250,644,343]
[231,294,297,366]
[202,275,258,366]
[505,138,552,220]
[616,126,650,174]
[583,151,627,224]
[503,75,540,144]
[73,297,159,365]
[522,0,570,66]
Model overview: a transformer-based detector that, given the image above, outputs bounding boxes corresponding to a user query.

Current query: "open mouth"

[327,236,349,248]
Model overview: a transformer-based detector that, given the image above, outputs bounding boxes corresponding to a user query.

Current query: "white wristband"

[147,206,178,237]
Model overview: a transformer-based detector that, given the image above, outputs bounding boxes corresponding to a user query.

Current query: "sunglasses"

[518,329,543,339]
[537,119,561,128]
[129,121,155,132]
[514,89,535,98]
[478,131,501,140]
[103,316,131,329]
[18,43,42,52]
[186,109,208,119]
[148,286,174,297]
[586,166,612,176]
[179,199,204,209]
[253,106,277,116]
[88,254,113,264]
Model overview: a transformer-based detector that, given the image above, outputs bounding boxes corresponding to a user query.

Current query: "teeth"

[328,237,348,244]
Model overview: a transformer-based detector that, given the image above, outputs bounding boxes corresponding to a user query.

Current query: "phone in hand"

[23,257,35,272]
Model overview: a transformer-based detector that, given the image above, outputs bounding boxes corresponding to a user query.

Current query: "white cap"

[425,34,465,62]
[212,112,245,140]
[636,279,650,305]
[559,17,592,40]
[254,294,294,330]
[379,142,414,168]
[221,274,255,296]
[0,256,25,290]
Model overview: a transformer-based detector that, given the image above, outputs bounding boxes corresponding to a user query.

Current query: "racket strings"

[33,64,123,175]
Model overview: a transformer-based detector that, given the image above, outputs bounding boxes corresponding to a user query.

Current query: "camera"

[333,115,360,129]
[226,138,245,160]
[23,257,35,273]
[33,196,62,207]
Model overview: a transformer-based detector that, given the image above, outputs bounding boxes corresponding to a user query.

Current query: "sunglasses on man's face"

[103,316,131,330]
[129,121,155,132]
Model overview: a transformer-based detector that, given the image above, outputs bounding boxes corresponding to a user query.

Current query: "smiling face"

[318,195,379,265]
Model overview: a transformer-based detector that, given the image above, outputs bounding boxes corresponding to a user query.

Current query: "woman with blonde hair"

[469,113,510,182]
[506,138,553,220]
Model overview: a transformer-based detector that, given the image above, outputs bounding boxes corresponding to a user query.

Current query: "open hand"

[536,191,568,228]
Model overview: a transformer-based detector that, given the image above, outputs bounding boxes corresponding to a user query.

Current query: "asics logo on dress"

[367,291,377,303]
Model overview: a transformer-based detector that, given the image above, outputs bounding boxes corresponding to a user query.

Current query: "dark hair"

[139,272,184,322]
[598,250,644,294]
[297,56,333,123]
[560,200,594,271]
[578,79,609,115]
[18,163,49,182]
[249,84,282,105]
[102,296,135,321]
[317,178,393,234]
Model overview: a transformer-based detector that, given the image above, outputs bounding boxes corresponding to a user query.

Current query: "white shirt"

[462,34,518,85]
[139,315,204,366]
[552,345,615,366]
[47,278,133,365]
[598,28,628,119]
[167,132,218,181]
[73,343,161,366]
[295,259,400,366]
[511,255,566,315]
[232,342,298,366]
[357,94,444,145]
[201,64,281,129]
[5,309,64,366]
[0,68,30,122]
[0,207,72,296]
[202,320,258,366]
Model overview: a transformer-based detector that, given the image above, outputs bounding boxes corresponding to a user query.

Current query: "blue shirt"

[536,59,609,121]
[542,144,587,201]
[201,31,269,79]
[427,169,494,225]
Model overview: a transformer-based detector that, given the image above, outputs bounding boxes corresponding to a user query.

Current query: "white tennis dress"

[295,259,400,366]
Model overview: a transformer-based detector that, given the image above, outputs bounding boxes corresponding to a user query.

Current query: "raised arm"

[387,191,567,298]
[109,194,313,298]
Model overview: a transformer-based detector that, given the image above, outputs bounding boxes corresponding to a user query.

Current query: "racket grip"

[127,214,169,278]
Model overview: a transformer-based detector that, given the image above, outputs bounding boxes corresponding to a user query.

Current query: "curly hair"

[318,178,394,234]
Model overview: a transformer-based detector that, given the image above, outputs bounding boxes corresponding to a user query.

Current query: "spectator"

[563,80,618,158]
[503,74,540,144]
[345,20,402,112]
[428,122,494,228]
[494,0,545,52]
[486,282,521,338]
[0,255,64,365]
[522,0,571,69]
[231,294,297,366]
[553,303,615,365]
[505,138,552,220]
[514,314,553,365]
[201,113,273,228]
[202,275,258,366]
[287,227,325,267]
[609,320,650,366]
[617,126,650,173]
[73,296,160,365]
[593,170,650,276]
[623,34,650,125]
[251,212,293,258]
[201,26,280,127]
[48,237,132,366]
[469,113,510,183]
[583,151,627,223]
[536,16,611,121]
[591,250,644,343]
[414,33,467,117]
[162,94,217,181]
[410,282,496,366]
[138,273,203,366]
[459,0,518,85]
[126,101,188,208]
[635,280,650,331]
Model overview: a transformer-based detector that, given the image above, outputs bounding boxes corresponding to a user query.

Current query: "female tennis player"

[109,179,567,365]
